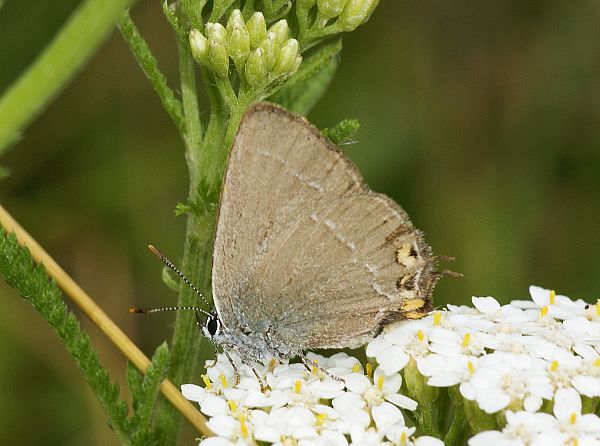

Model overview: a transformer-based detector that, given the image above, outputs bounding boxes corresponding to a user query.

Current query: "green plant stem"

[416,403,442,438]
[160,39,220,444]
[0,0,139,153]
[179,40,204,181]
[445,387,470,446]
[118,11,185,137]
[217,88,257,175]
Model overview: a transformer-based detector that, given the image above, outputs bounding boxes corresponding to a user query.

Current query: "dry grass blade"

[0,203,212,437]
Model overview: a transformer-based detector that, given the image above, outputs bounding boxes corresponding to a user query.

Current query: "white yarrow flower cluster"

[183,350,441,446]
[183,286,600,445]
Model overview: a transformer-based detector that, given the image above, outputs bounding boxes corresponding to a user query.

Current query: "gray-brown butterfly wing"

[212,103,438,351]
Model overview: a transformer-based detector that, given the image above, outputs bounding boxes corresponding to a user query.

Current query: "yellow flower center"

[316,413,327,426]
[417,329,424,342]
[311,358,319,376]
[238,414,248,439]
[352,363,361,373]
[201,374,211,389]
[227,399,237,413]
[294,380,302,394]
[550,360,559,372]
[549,289,556,305]
[540,306,549,318]
[219,374,228,389]
[377,375,384,391]
[433,311,442,326]
[366,362,373,378]
[468,361,475,374]
[462,332,471,347]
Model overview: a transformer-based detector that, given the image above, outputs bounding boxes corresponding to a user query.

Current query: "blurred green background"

[1,0,599,444]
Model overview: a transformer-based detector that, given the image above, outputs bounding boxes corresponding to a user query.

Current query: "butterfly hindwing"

[212,103,437,352]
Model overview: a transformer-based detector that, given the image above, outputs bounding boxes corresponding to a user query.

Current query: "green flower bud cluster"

[336,0,380,32]
[298,0,380,42]
[189,10,301,90]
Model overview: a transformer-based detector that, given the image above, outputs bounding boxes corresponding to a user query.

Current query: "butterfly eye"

[206,315,221,337]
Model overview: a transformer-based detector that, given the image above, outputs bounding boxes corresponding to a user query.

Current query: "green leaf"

[322,117,360,145]
[181,0,208,30]
[161,266,181,292]
[0,231,132,443]
[118,12,186,137]
[126,363,144,408]
[270,37,342,115]
[129,343,171,446]
[0,0,139,153]
[162,0,187,43]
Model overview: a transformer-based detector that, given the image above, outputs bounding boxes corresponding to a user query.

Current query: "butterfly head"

[202,311,223,340]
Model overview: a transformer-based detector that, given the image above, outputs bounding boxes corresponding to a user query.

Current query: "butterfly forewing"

[212,103,437,353]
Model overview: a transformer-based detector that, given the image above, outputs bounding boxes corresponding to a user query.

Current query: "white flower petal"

[415,436,446,446]
[553,387,582,420]
[573,375,600,397]
[385,392,418,411]
[376,368,402,393]
[366,335,388,358]
[467,431,505,446]
[181,384,207,403]
[579,413,600,432]
[320,429,349,446]
[472,296,501,314]
[372,402,404,433]
[333,391,365,410]
[344,373,371,394]
[428,371,461,387]
[523,395,543,412]
[378,345,410,375]
[200,394,229,417]
[206,414,237,437]
[530,285,552,306]
[573,342,599,360]
[415,355,438,376]
[253,424,280,442]
[199,437,236,446]
[476,388,510,414]
[459,382,476,400]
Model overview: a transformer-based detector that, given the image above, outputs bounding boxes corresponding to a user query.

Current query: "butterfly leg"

[204,345,220,370]
[300,354,344,383]
[249,365,268,392]
[224,350,241,385]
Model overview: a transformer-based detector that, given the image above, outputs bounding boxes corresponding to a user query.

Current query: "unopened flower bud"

[228,26,251,65]
[317,0,348,20]
[208,39,229,77]
[245,48,267,86]
[227,11,250,65]
[246,12,267,48]
[268,20,289,49]
[189,29,209,66]
[272,39,300,79]
[338,0,379,32]
[226,9,245,32]
[259,32,278,71]
[205,22,227,45]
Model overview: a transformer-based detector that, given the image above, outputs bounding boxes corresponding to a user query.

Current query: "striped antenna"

[129,305,211,318]
[148,244,211,309]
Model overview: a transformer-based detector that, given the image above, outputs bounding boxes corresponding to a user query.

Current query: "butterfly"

[133,102,455,373]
